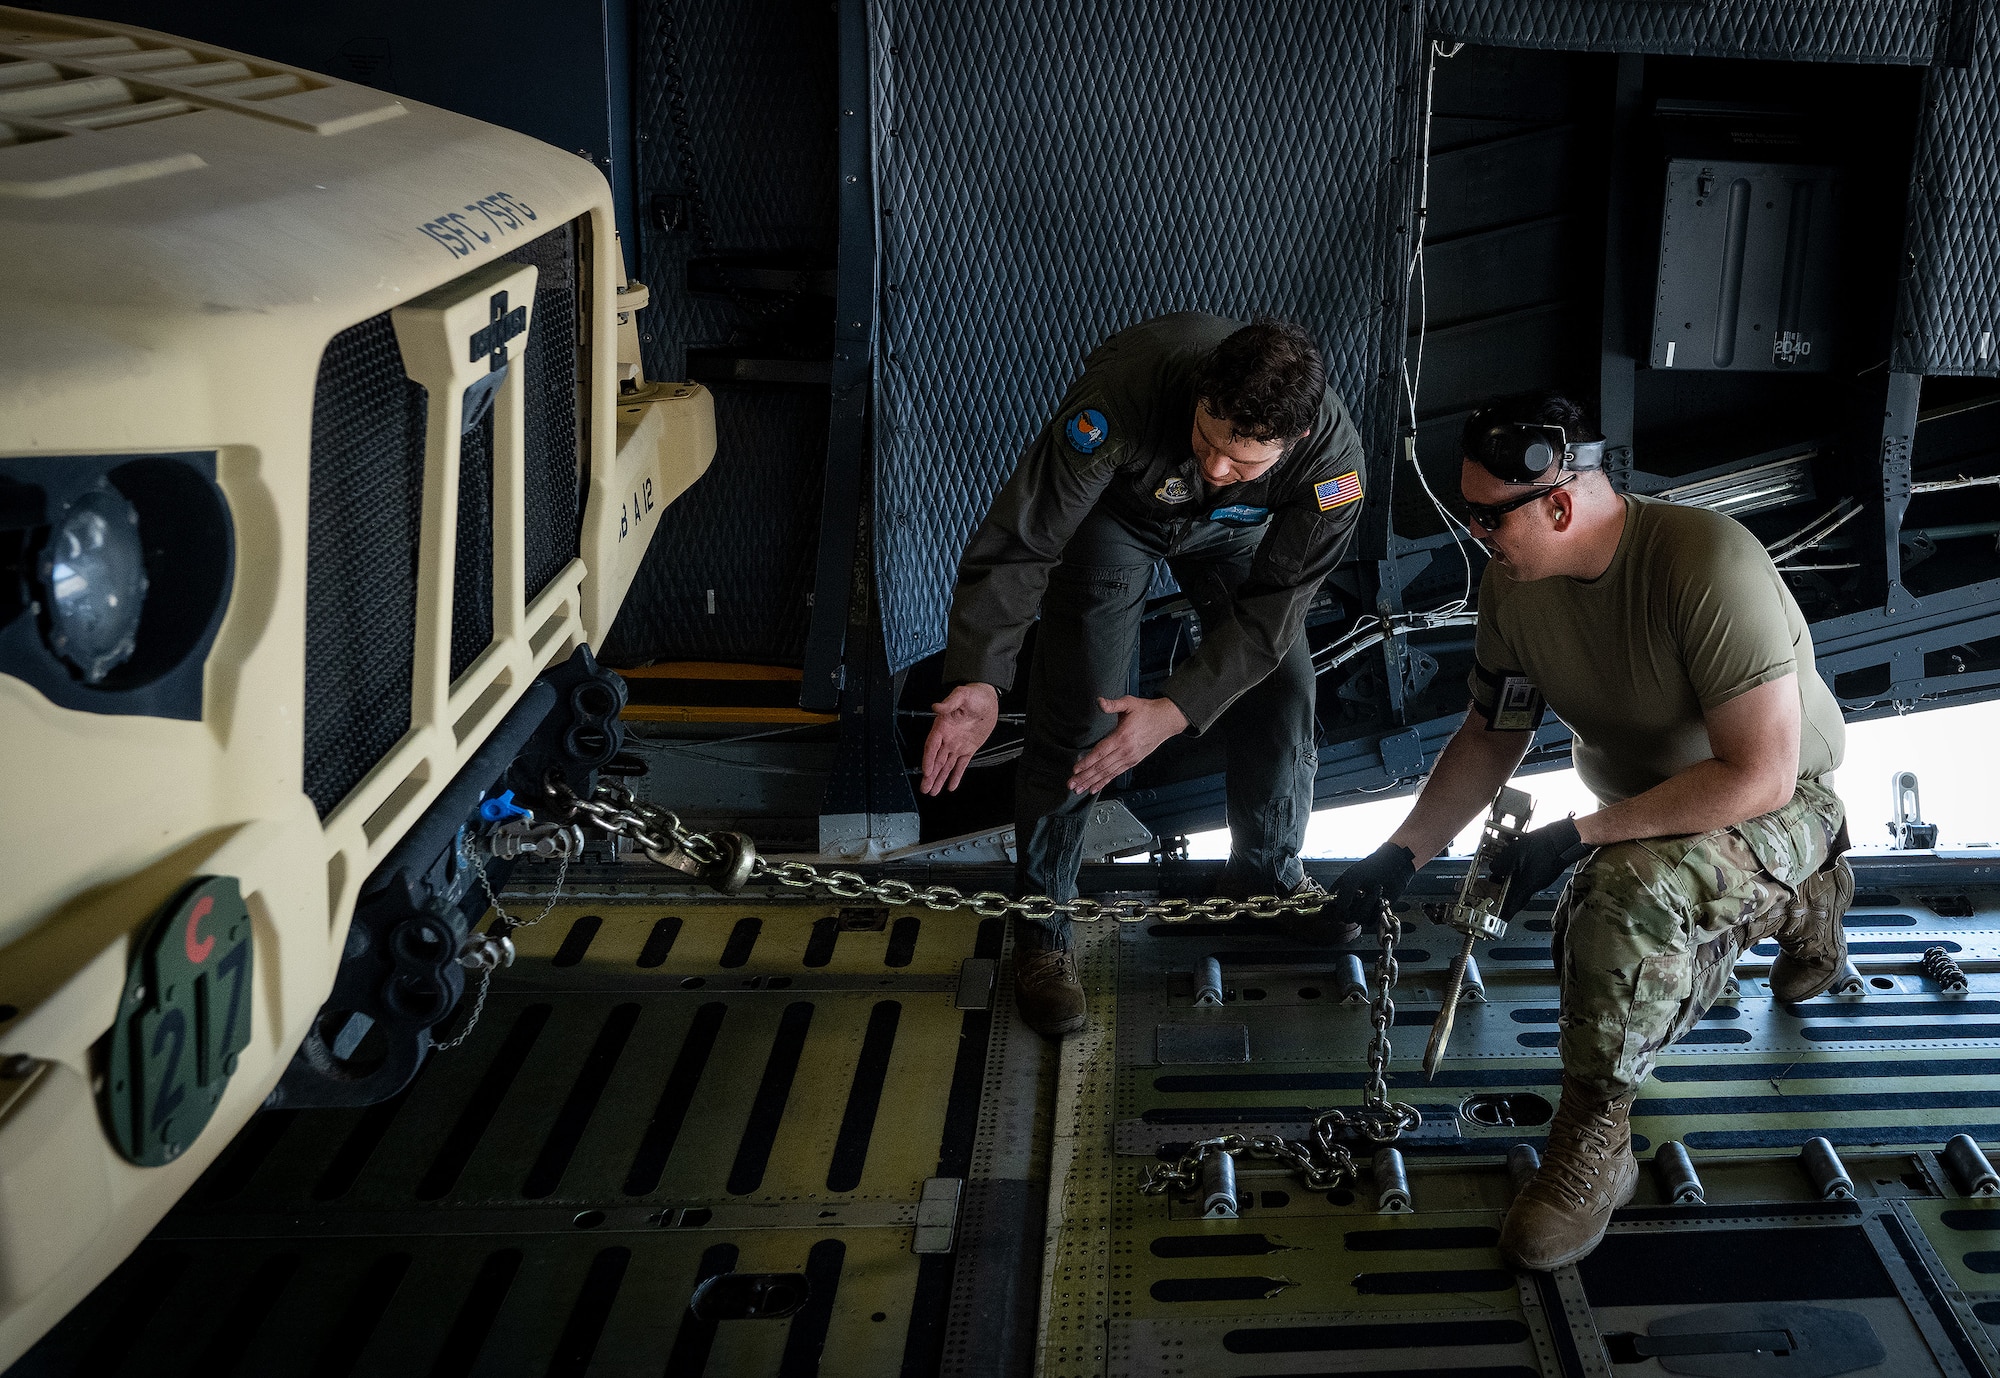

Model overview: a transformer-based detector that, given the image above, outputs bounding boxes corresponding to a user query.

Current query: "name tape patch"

[1490,674,1546,733]
[1315,471,1364,511]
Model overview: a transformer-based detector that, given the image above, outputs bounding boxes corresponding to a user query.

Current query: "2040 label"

[419,192,540,258]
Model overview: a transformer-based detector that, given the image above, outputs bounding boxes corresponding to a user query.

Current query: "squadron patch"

[1315,471,1364,511]
[1065,408,1108,454]
[1154,476,1193,504]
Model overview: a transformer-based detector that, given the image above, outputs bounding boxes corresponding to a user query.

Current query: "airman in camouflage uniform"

[1328,392,1852,1272]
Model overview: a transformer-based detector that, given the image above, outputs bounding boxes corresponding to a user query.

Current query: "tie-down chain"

[541,779,1422,1193]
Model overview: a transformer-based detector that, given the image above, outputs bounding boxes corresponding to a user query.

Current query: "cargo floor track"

[17,854,2000,1378]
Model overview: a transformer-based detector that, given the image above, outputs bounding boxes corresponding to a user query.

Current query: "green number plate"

[102,876,255,1166]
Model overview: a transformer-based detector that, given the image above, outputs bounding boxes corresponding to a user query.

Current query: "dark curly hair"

[1191,318,1325,444]
[1459,390,1603,460]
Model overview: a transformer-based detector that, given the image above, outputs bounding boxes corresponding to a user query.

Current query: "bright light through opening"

[1180,699,2000,862]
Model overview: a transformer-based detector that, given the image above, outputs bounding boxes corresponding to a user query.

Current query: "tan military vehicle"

[0,8,713,1365]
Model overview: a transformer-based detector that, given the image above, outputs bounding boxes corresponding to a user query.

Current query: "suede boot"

[1499,1075,1638,1271]
[1013,931,1087,1038]
[1769,855,1855,1003]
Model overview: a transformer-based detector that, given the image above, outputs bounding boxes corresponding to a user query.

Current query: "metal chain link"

[551,779,1358,927]
[433,854,572,1053]
[1138,906,1420,1199]
[544,778,1421,1197]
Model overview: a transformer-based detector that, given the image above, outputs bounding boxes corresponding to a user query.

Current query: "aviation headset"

[1465,407,1607,484]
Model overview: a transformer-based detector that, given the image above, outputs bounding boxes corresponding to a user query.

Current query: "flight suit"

[940,313,1368,939]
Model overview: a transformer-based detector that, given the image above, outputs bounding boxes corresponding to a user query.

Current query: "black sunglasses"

[1461,475,1574,531]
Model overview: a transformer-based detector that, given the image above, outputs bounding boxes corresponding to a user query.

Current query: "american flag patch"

[1315,471,1363,511]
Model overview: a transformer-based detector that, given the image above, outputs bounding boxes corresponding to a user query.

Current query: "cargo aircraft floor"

[14,855,2000,1377]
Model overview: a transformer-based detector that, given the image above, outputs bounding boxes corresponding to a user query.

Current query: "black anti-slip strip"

[200,1108,297,1201]
[1879,1212,1990,1374]
[551,914,602,967]
[1520,1028,1748,1048]
[417,1003,552,1199]
[309,1252,412,1378]
[71,1247,186,1373]
[901,1001,998,1373]
[1580,1225,1892,1305]
[776,1239,846,1377]
[625,1001,728,1195]
[976,916,1005,957]
[663,1243,738,1376]
[428,1249,521,1378]
[885,916,921,967]
[636,917,682,968]
[1685,1124,2000,1150]
[802,916,840,968]
[1611,1200,1863,1224]
[1343,1225,1500,1251]
[315,1073,425,1201]
[1532,1270,1588,1378]
[1512,1006,1741,1025]
[720,917,762,969]
[728,1001,815,1194]
[1153,1234,1292,1258]
[899,1253,960,1377]
[1801,1023,2000,1042]
[186,1252,301,1373]
[1151,1275,1296,1302]
[826,1001,902,1191]
[933,1007,993,1180]
[543,1247,632,1378]
[1642,1089,2000,1116]
[1654,1057,2000,1082]
[1222,1318,1529,1353]
[523,1002,642,1197]
[1794,1000,2000,1018]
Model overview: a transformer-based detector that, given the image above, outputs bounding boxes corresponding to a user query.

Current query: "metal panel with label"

[1651,159,1841,373]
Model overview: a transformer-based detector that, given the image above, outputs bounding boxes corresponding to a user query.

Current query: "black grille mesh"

[512,221,586,601]
[451,410,496,683]
[304,218,583,819]
[303,316,427,819]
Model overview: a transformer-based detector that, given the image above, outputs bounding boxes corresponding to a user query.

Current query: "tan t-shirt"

[1468,495,1845,805]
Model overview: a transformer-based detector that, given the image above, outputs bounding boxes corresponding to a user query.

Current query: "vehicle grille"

[304,218,587,819]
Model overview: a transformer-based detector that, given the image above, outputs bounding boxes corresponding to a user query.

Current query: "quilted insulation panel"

[618,0,837,664]
[869,0,1412,674]
[1899,12,2000,376]
[1428,0,1941,63]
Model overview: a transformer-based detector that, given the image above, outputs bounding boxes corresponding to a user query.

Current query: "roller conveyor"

[16,854,2000,1377]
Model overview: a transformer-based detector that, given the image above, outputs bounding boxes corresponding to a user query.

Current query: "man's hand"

[1066,695,1188,796]
[1331,842,1418,932]
[920,683,1000,795]
[1489,816,1592,920]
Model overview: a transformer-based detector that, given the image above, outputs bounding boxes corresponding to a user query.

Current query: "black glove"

[1331,842,1418,930]
[1489,817,1592,921]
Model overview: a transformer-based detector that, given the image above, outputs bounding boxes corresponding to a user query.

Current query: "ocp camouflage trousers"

[1552,778,1847,1099]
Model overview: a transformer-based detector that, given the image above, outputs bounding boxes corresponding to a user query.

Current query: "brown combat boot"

[1769,855,1855,1003]
[1499,1075,1638,1271]
[1014,942,1087,1038]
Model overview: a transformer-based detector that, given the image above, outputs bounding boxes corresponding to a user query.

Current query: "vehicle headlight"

[39,482,148,683]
